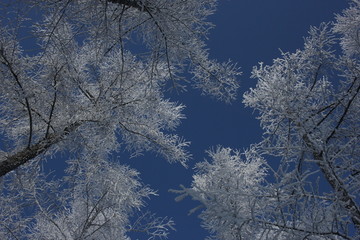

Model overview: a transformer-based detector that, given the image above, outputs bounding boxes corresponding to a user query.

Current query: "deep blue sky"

[122,1,350,240]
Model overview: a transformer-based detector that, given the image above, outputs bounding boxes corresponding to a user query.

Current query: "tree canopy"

[1,0,359,240]
[0,0,239,239]
[178,1,360,239]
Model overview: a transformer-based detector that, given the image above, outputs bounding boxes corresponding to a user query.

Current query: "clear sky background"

[121,1,351,240]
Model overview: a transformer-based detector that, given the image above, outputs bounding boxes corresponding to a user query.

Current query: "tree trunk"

[0,123,81,177]
[303,134,360,232]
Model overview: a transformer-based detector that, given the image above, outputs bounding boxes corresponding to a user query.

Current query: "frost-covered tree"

[177,146,353,240]
[0,0,240,239]
[178,1,360,239]
[174,147,271,240]
[1,157,174,239]
[0,0,240,176]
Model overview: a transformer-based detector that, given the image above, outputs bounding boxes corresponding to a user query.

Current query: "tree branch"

[107,0,152,12]
[46,66,63,138]
[0,47,33,148]
[0,122,82,177]
[302,134,360,232]
[326,77,360,143]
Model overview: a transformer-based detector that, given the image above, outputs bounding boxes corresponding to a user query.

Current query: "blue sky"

[122,1,350,239]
